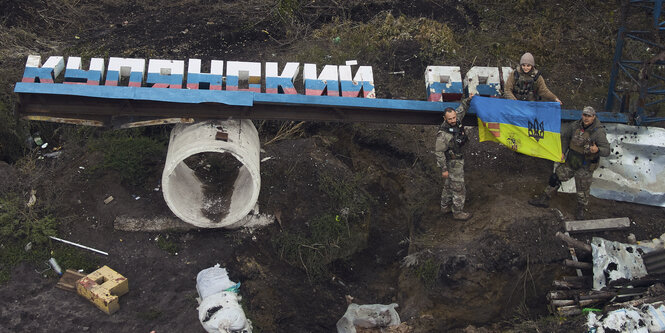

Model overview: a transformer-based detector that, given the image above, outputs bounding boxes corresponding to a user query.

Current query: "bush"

[0,193,57,245]
[88,128,167,186]
[0,191,59,283]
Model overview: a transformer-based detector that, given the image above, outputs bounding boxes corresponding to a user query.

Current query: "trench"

[314,125,570,329]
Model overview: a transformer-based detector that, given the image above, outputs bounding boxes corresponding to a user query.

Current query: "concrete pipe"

[162,120,260,228]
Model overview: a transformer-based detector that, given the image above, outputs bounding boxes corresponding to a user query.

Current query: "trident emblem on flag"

[528,118,545,142]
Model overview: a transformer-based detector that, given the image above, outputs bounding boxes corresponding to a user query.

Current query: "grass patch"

[409,258,441,287]
[272,171,371,281]
[0,193,57,245]
[299,13,459,70]
[87,128,167,187]
[155,233,179,256]
[273,213,365,281]
[137,307,163,320]
[0,191,98,283]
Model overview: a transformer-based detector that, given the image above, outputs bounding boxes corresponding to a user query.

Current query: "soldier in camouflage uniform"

[504,52,562,104]
[529,106,610,219]
[435,94,474,221]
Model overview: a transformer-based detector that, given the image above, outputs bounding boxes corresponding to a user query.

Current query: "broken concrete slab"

[565,217,631,233]
[114,215,196,232]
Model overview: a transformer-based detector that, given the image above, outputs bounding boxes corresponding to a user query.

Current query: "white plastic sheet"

[587,303,665,333]
[336,303,401,333]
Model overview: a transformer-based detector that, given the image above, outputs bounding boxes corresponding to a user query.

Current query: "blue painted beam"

[14,82,631,125]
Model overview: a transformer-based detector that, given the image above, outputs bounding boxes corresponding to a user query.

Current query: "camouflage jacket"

[561,117,610,165]
[435,98,471,171]
[504,66,558,102]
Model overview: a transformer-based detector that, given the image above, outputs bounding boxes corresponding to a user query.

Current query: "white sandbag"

[336,303,401,333]
[196,264,252,333]
[196,264,236,300]
[198,291,252,333]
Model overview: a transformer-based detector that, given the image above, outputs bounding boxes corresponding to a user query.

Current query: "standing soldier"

[435,94,474,221]
[504,52,562,104]
[528,106,610,219]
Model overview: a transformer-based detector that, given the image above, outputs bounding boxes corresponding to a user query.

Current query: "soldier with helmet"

[529,106,610,219]
[435,94,475,221]
[504,52,562,104]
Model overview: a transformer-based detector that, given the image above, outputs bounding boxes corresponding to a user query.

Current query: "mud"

[184,152,242,222]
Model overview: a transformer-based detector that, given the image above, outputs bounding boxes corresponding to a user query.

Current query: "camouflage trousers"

[441,159,466,212]
[545,162,594,206]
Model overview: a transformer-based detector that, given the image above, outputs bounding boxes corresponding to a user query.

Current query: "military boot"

[441,205,452,214]
[453,211,473,221]
[528,193,550,208]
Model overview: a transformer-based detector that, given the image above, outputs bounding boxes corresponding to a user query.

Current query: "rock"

[627,233,637,244]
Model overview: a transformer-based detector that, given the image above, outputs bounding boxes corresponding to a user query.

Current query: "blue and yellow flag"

[471,96,563,162]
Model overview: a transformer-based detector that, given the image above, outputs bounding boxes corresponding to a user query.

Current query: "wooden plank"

[548,290,582,300]
[16,92,449,126]
[551,299,576,306]
[563,259,592,270]
[569,247,584,277]
[56,269,86,292]
[557,305,582,316]
[555,232,592,253]
[565,217,631,233]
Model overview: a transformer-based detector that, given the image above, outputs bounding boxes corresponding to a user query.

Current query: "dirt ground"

[2,1,665,332]
[2,122,664,332]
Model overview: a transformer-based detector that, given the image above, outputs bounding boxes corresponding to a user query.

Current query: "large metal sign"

[14,55,629,127]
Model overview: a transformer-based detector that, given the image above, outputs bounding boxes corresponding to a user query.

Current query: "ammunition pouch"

[588,156,600,172]
[445,150,463,160]
[566,150,585,170]
[567,150,600,171]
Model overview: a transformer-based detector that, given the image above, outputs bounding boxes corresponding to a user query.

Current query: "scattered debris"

[549,233,665,318]
[628,233,637,244]
[103,196,114,204]
[587,302,665,332]
[77,266,128,315]
[43,151,62,158]
[260,156,273,162]
[336,303,401,333]
[32,132,44,146]
[48,236,109,255]
[56,269,86,292]
[48,257,62,275]
[196,264,253,333]
[26,189,36,207]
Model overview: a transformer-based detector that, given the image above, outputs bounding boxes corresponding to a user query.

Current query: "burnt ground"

[1,0,665,332]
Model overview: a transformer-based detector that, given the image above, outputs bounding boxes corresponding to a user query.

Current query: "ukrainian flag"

[471,96,563,162]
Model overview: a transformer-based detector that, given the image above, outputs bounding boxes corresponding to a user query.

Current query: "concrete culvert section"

[162,120,260,228]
